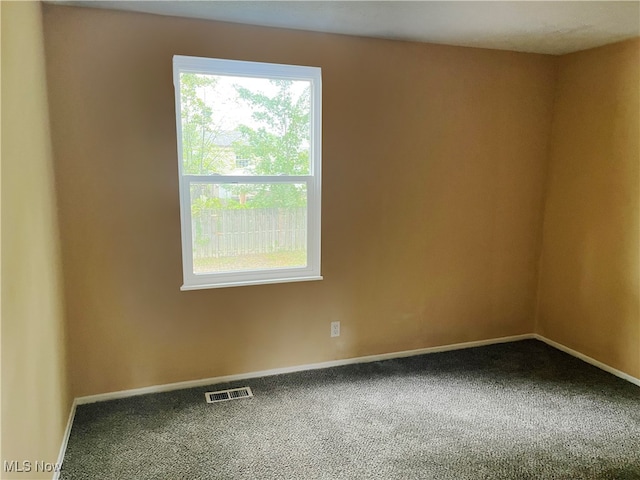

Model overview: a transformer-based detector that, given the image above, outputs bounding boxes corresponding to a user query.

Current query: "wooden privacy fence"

[192,207,306,258]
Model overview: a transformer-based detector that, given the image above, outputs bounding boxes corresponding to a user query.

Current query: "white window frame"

[173,55,322,290]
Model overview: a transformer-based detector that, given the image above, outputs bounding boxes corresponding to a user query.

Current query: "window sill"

[181,275,323,291]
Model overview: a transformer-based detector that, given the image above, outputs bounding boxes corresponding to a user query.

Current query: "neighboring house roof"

[213,130,245,147]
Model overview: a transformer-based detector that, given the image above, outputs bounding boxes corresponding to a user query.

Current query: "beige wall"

[1,1,636,468]
[1,1,69,477]
[537,39,640,379]
[42,5,556,398]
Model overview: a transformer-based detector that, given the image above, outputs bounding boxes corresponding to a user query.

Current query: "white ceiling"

[56,1,640,55]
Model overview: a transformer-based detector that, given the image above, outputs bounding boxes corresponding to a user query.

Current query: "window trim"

[173,55,322,290]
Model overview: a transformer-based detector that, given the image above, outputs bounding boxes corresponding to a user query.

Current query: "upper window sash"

[173,55,322,178]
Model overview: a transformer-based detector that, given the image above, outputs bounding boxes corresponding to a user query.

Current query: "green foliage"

[190,194,223,216]
[191,191,246,247]
[191,191,246,217]
[180,73,229,175]
[233,80,311,208]
[181,76,311,213]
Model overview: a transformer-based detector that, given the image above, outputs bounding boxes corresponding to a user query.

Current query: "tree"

[179,73,229,175]
[232,80,311,208]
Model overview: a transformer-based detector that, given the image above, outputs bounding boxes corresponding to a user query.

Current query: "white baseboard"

[56,332,639,479]
[534,334,640,387]
[75,333,534,405]
[53,399,77,480]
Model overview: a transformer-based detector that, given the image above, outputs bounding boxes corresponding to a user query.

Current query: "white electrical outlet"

[331,321,340,337]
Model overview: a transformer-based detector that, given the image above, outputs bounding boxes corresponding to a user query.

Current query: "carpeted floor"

[61,340,640,479]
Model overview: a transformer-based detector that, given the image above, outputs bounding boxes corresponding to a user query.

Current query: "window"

[173,56,322,289]
[235,158,250,169]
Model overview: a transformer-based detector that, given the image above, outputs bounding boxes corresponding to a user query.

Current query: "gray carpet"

[61,340,640,479]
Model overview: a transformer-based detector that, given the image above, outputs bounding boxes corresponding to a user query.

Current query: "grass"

[194,250,306,273]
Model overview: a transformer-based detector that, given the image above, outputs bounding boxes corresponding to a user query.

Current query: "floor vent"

[205,387,253,403]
